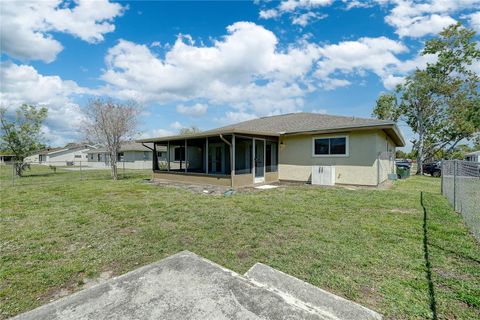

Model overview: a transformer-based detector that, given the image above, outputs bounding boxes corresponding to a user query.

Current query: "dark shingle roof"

[207,112,394,135]
[138,112,405,146]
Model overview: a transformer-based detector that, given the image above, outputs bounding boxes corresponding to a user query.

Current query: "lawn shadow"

[421,191,438,320]
[427,242,480,265]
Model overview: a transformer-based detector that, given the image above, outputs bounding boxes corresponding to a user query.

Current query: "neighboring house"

[464,151,480,162]
[0,152,14,164]
[25,144,94,165]
[86,142,163,169]
[24,147,62,164]
[138,112,405,187]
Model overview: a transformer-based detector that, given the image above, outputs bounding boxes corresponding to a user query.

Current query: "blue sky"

[1,0,479,149]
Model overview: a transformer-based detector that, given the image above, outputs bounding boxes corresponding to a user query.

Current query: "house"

[138,112,405,187]
[464,150,480,162]
[86,142,163,169]
[0,152,14,164]
[24,144,94,165]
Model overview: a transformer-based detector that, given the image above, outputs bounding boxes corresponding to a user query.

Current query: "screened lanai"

[139,131,279,187]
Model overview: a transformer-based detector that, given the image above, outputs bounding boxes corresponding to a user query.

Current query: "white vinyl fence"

[441,160,480,241]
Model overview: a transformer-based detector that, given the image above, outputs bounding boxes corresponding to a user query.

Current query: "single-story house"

[464,150,480,162]
[0,152,14,164]
[138,112,405,187]
[25,144,94,165]
[86,142,163,169]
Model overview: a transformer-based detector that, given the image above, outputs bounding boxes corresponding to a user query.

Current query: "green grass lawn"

[0,166,479,319]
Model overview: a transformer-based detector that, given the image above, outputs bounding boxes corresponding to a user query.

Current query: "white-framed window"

[312,135,349,157]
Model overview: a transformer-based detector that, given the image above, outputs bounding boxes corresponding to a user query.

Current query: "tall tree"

[0,104,47,176]
[422,22,480,155]
[84,99,139,180]
[373,23,480,174]
[179,125,201,135]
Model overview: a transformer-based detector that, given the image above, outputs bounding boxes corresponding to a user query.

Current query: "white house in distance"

[86,142,163,169]
[25,143,95,165]
[464,151,480,162]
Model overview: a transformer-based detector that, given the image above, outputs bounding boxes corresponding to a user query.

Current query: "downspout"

[219,134,234,188]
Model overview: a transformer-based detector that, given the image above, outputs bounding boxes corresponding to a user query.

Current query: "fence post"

[12,162,15,186]
[123,161,125,179]
[440,159,443,195]
[80,161,83,181]
[453,160,457,212]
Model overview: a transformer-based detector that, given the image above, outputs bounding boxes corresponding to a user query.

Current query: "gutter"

[219,134,234,188]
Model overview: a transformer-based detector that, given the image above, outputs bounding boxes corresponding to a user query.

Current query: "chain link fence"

[377,151,395,184]
[0,161,152,188]
[442,160,480,241]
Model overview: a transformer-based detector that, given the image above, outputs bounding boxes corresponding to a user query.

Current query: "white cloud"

[279,0,334,12]
[100,22,321,117]
[315,36,408,84]
[384,0,480,38]
[313,35,443,89]
[319,78,351,90]
[176,103,208,116]
[342,0,373,10]
[312,108,327,114]
[259,9,280,19]
[258,0,333,26]
[292,12,328,26]
[215,111,258,125]
[0,62,89,145]
[137,128,175,139]
[0,0,125,62]
[170,121,183,129]
[382,74,405,89]
[465,11,480,32]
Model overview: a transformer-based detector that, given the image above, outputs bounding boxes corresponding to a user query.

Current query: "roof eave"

[137,129,279,143]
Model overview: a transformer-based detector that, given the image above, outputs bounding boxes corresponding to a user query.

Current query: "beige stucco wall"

[278,130,394,186]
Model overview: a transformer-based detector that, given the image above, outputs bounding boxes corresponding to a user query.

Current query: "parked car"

[395,159,411,169]
[423,161,441,177]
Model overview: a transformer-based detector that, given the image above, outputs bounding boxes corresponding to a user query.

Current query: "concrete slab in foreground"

[12,251,382,320]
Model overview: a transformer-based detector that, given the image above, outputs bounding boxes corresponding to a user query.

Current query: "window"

[74,155,81,158]
[117,152,124,161]
[313,136,348,156]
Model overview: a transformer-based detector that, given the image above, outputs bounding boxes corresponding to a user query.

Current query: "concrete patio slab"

[13,251,323,320]
[245,263,382,320]
[12,251,382,320]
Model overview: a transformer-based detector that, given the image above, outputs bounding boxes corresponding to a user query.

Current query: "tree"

[83,99,139,180]
[179,125,201,135]
[422,22,480,155]
[373,23,480,174]
[373,93,400,121]
[0,104,47,176]
[374,71,441,174]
